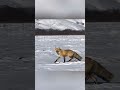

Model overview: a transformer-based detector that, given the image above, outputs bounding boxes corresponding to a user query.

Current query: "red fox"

[54,48,82,63]
[85,57,114,83]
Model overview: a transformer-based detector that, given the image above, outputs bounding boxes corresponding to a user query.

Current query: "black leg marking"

[67,58,73,62]
[54,57,60,63]
[63,57,66,63]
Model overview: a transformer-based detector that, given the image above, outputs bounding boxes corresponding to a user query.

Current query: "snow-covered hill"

[35,19,85,30]
[86,0,120,10]
[0,0,22,8]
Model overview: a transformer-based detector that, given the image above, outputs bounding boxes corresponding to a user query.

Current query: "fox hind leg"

[91,76,97,84]
[85,73,97,84]
[90,74,97,84]
[67,56,73,62]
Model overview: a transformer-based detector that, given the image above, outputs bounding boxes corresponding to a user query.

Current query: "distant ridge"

[0,5,34,22]
[86,0,120,10]
[86,0,120,22]
[35,29,85,35]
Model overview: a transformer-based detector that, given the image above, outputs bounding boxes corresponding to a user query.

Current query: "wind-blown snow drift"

[35,19,85,30]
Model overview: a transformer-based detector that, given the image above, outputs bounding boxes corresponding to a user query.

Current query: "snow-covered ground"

[86,22,120,90]
[35,71,85,90]
[35,35,85,71]
[35,19,85,30]
[0,23,34,90]
[35,35,85,90]
[86,83,120,90]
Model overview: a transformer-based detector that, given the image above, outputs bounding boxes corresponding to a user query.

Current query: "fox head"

[55,48,62,55]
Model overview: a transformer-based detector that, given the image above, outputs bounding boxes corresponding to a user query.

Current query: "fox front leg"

[63,57,66,63]
[54,57,60,63]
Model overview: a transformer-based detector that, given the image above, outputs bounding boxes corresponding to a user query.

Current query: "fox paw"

[54,62,60,64]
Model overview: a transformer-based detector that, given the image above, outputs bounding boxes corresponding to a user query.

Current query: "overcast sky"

[35,0,85,19]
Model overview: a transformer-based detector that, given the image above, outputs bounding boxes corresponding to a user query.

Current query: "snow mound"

[35,19,85,30]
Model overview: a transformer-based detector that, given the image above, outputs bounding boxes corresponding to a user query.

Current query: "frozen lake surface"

[35,35,85,71]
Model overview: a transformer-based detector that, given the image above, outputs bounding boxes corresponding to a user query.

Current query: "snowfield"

[35,35,85,90]
[35,19,85,30]
[86,22,120,90]
[86,83,120,90]
[36,71,85,90]
[37,61,85,71]
[35,35,85,71]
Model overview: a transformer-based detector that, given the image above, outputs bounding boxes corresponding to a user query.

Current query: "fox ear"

[55,48,57,50]
[55,46,56,49]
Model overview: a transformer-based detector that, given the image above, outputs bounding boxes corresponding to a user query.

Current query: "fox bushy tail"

[94,61,114,82]
[74,52,82,61]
